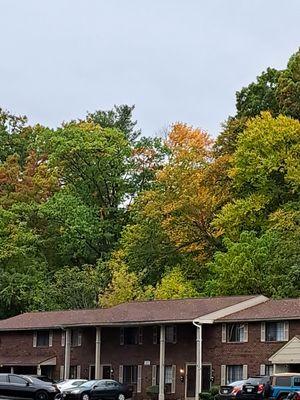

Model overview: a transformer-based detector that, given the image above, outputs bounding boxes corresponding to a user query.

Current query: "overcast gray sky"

[1,0,299,137]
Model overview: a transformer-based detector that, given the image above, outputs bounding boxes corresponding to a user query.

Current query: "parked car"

[0,373,59,400]
[90,380,133,400]
[217,377,271,400]
[216,380,247,400]
[238,376,271,400]
[57,380,88,392]
[271,373,300,400]
[60,379,132,400]
[286,392,300,400]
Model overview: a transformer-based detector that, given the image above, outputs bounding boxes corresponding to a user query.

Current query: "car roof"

[273,373,300,377]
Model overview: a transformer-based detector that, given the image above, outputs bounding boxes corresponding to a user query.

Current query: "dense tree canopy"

[0,48,299,318]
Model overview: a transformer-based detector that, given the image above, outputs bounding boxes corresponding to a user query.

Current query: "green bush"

[199,386,220,400]
[199,393,212,400]
[210,386,220,396]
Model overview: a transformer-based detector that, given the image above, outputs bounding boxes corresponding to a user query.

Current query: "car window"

[275,377,292,387]
[294,378,300,387]
[95,381,107,388]
[0,375,8,383]
[9,376,28,385]
[80,381,98,388]
[105,382,119,387]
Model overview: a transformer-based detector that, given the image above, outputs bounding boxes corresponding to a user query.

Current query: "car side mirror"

[26,382,30,386]
[92,385,98,390]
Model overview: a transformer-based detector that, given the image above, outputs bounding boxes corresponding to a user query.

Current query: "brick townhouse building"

[0,295,300,400]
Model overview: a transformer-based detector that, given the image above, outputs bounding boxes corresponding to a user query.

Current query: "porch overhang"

[269,336,300,364]
[0,355,56,367]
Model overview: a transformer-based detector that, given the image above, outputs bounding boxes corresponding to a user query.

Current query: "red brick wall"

[1,320,300,399]
[204,321,300,384]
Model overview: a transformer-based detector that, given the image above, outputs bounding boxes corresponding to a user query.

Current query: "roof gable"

[269,336,300,364]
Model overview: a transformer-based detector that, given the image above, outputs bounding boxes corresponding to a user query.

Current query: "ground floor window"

[265,365,274,376]
[123,365,138,384]
[155,365,174,394]
[70,365,80,379]
[226,365,243,383]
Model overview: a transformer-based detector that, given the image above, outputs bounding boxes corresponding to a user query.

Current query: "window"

[275,376,291,387]
[121,327,142,345]
[165,326,177,344]
[0,375,8,383]
[265,322,285,342]
[123,365,138,384]
[226,365,243,384]
[265,365,274,376]
[155,365,174,394]
[227,324,245,342]
[106,382,120,388]
[9,376,27,385]
[71,330,82,347]
[36,330,49,347]
[69,366,79,379]
[294,378,300,387]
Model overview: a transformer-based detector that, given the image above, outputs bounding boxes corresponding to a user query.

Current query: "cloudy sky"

[1,0,299,137]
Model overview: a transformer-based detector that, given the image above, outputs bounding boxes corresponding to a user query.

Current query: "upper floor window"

[36,330,49,347]
[265,322,286,342]
[165,325,177,344]
[71,329,82,347]
[227,323,246,342]
[120,327,142,345]
[222,323,248,343]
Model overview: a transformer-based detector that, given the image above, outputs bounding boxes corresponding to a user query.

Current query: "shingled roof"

[218,298,300,322]
[0,295,257,330]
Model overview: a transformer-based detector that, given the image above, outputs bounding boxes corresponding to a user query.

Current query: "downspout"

[193,320,202,398]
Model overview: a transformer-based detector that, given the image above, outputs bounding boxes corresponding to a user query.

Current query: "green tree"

[236,68,281,118]
[277,48,300,120]
[154,267,199,300]
[33,264,110,311]
[87,104,141,142]
[214,113,300,239]
[206,229,300,297]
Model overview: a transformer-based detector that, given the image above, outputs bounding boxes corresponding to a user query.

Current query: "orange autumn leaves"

[0,151,58,207]
[142,123,230,263]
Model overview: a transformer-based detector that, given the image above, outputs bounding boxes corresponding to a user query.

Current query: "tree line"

[0,49,299,318]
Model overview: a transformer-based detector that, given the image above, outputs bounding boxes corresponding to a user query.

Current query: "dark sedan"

[216,380,247,400]
[0,373,59,400]
[61,380,132,400]
[216,377,271,400]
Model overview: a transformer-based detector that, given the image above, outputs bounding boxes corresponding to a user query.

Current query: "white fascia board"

[193,295,269,325]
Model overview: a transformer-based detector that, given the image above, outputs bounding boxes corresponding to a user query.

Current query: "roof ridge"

[111,294,257,307]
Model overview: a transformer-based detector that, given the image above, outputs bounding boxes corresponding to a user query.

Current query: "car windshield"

[79,381,98,388]
[229,380,245,387]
